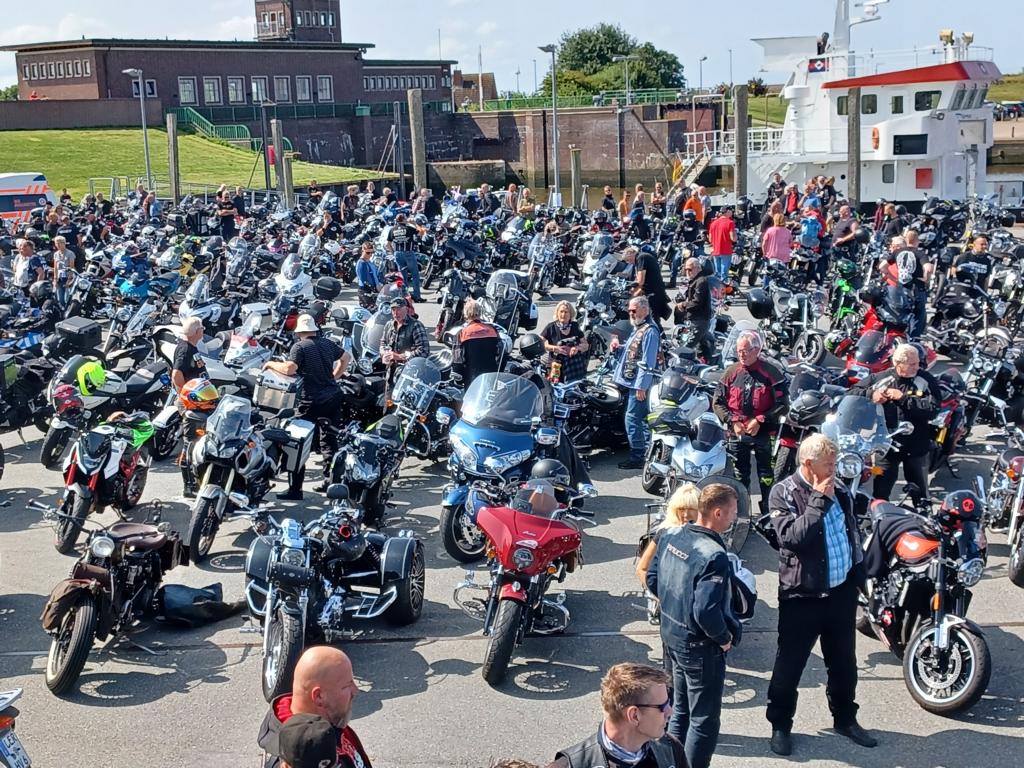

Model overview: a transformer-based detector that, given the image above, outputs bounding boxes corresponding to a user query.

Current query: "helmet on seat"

[530,458,571,490]
[179,378,220,411]
[29,280,53,303]
[746,288,773,320]
[76,359,107,396]
[593,210,608,224]
[518,333,544,360]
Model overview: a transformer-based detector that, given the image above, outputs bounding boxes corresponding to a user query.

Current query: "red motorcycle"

[453,481,595,685]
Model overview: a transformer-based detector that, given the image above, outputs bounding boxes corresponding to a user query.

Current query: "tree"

[551,25,685,94]
[557,24,637,76]
[747,77,768,96]
[0,84,18,101]
[535,69,595,98]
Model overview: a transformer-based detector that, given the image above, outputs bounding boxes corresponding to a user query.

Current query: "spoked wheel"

[262,607,304,702]
[186,497,220,564]
[45,594,96,695]
[386,543,426,625]
[441,503,487,563]
[903,621,991,715]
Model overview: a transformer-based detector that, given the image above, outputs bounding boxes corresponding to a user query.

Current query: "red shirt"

[708,216,736,256]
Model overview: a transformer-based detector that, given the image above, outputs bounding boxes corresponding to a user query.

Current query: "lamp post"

[532,59,537,94]
[612,54,640,106]
[122,68,152,191]
[258,97,276,196]
[539,44,560,204]
[698,56,707,92]
[728,48,733,87]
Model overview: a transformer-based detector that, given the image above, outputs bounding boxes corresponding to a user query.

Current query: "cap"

[294,314,319,333]
[389,296,408,309]
[278,714,339,768]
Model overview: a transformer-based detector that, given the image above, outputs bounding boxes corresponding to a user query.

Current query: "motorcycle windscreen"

[206,394,255,442]
[852,330,890,366]
[461,372,543,432]
[362,308,391,355]
[392,357,442,412]
[822,396,890,456]
[485,270,521,302]
[719,320,761,366]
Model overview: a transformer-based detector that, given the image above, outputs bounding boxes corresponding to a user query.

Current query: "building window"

[274,76,290,102]
[950,86,965,110]
[329,12,334,25]
[83,59,91,76]
[836,96,848,115]
[73,59,82,77]
[227,76,245,104]
[296,76,312,102]
[429,76,436,89]
[861,94,877,114]
[882,162,895,184]
[296,12,302,25]
[976,85,989,108]
[178,77,197,104]
[203,76,222,104]
[47,62,56,78]
[914,90,941,111]
[890,95,903,114]
[894,134,928,155]
[22,64,29,80]
[30,63,38,79]
[363,77,369,90]
[251,76,268,103]
[146,79,157,97]
[131,79,141,97]
[270,11,276,23]
[320,12,327,25]
[306,11,313,25]
[317,75,333,102]
[56,61,64,78]
[262,12,268,23]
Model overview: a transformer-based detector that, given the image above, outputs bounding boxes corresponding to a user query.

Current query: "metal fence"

[481,87,700,111]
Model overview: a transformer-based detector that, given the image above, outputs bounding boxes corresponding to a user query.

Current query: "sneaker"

[617,459,644,470]
[276,489,304,501]
[769,729,792,756]
[834,721,877,748]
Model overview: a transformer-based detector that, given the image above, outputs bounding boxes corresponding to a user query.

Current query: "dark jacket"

[766,471,864,599]
[850,370,940,456]
[678,274,712,322]
[646,524,740,647]
[259,694,372,768]
[549,727,686,768]
[452,320,502,386]
[712,358,788,428]
[479,192,500,216]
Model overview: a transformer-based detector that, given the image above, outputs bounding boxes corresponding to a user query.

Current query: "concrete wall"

[427,160,505,191]
[0,98,163,129]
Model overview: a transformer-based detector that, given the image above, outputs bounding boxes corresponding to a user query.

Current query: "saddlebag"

[279,419,315,475]
[40,578,101,632]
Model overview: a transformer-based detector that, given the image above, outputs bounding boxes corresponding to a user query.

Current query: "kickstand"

[120,637,165,656]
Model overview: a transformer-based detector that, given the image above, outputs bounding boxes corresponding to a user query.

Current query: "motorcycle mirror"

[229,491,250,509]
[534,427,560,446]
[896,420,914,436]
[530,415,543,428]
[973,475,987,502]
[435,407,455,426]
[278,408,295,420]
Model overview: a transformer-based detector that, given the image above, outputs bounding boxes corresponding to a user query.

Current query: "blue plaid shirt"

[822,496,852,588]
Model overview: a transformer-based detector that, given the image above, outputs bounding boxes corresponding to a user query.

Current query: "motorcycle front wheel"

[54,492,91,555]
[45,593,96,695]
[482,598,523,686]
[262,606,304,702]
[186,496,221,564]
[40,425,73,470]
[794,331,826,366]
[641,442,672,495]
[903,621,991,715]
[150,423,181,461]
[1008,529,1024,588]
[440,504,487,563]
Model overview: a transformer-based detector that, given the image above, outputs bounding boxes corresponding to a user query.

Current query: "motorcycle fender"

[499,582,528,603]
[152,404,180,430]
[196,485,228,518]
[50,417,76,431]
[66,482,93,500]
[40,578,104,633]
[442,484,469,508]
[933,614,984,650]
[380,536,417,585]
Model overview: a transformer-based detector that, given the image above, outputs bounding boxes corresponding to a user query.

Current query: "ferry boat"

[685,0,1002,209]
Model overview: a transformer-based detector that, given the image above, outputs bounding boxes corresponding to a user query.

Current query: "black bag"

[154,583,245,628]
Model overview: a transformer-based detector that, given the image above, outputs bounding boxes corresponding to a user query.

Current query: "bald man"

[259,646,372,768]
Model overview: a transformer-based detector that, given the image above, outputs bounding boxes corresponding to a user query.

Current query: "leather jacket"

[552,727,684,768]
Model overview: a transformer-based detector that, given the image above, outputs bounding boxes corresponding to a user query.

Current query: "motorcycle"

[0,689,30,768]
[984,427,1024,587]
[478,269,538,338]
[746,279,828,365]
[858,486,991,715]
[524,233,559,296]
[453,480,594,685]
[0,352,56,480]
[52,413,154,554]
[39,501,183,695]
[243,483,425,700]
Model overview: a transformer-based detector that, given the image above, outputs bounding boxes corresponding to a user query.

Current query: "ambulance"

[0,173,58,227]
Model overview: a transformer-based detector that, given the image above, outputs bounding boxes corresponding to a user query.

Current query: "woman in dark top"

[540,301,590,383]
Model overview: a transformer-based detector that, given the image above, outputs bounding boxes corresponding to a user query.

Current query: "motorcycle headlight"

[344,452,379,482]
[279,547,306,567]
[484,449,532,474]
[930,409,949,427]
[994,301,1007,319]
[837,453,863,480]
[682,460,714,478]
[957,557,984,587]
[115,307,133,322]
[90,535,116,558]
[512,547,535,570]
[450,434,477,467]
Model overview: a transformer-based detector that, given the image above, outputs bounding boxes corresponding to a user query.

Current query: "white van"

[0,173,58,227]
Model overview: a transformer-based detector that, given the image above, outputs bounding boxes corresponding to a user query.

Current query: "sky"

[1,0,1021,92]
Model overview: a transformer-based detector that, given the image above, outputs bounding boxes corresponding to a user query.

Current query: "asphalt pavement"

[1,279,1023,768]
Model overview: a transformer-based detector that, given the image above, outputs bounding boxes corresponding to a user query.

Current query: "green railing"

[482,88,687,111]
[169,106,252,142]
[177,100,451,124]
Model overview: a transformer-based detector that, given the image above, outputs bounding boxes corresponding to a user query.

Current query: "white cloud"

[447,0,470,6]
[214,14,254,40]
[475,21,498,37]
[0,13,112,88]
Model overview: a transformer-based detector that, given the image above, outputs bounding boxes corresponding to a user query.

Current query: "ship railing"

[810,45,995,76]
[683,127,851,160]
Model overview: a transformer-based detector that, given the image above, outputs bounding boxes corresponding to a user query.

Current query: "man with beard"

[674,257,714,361]
[612,296,661,470]
[259,646,371,768]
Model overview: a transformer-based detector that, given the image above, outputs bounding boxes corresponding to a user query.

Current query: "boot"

[180,466,197,499]
[276,467,305,501]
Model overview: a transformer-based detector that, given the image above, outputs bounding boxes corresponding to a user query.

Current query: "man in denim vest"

[612,295,661,470]
[645,483,740,768]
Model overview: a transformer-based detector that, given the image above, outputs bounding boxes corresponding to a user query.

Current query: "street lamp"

[257,97,276,196]
[122,68,152,191]
[612,53,640,106]
[698,56,708,92]
[539,44,560,205]
[728,48,733,87]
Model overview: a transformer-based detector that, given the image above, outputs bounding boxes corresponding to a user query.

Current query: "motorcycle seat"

[999,447,1024,467]
[106,521,167,550]
[869,500,911,524]
[262,427,291,445]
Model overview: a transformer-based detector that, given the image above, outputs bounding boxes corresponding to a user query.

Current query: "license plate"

[0,730,31,768]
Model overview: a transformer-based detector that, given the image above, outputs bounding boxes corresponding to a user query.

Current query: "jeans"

[909,287,928,340]
[670,249,682,283]
[395,250,422,300]
[766,577,859,732]
[667,639,727,768]
[714,254,732,282]
[56,282,70,309]
[625,388,651,461]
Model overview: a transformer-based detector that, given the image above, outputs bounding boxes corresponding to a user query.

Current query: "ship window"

[882,163,895,184]
[951,86,966,110]
[977,86,989,106]
[861,94,877,114]
[915,90,941,111]
[894,134,928,155]
[836,96,848,115]
[890,95,903,114]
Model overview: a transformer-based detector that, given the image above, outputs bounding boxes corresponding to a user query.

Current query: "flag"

[808,57,830,73]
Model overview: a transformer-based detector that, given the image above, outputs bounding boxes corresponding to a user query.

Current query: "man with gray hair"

[674,257,714,360]
[612,295,661,469]
[763,433,874,756]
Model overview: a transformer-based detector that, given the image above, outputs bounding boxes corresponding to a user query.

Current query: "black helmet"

[328,518,368,563]
[29,280,53,303]
[938,489,983,524]
[530,458,571,490]
[737,195,750,212]
[747,288,772,320]
[205,235,224,252]
[789,390,829,426]
[859,285,885,307]
[519,333,544,360]
[593,210,608,224]
[895,205,908,217]
[682,208,697,221]
[854,227,871,245]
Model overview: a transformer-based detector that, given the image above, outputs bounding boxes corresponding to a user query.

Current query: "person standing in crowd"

[707,206,736,284]
[617,189,631,222]
[547,663,685,768]
[231,186,246,219]
[172,316,208,498]
[518,188,537,218]
[950,234,993,285]
[633,184,647,215]
[540,300,590,384]
[766,173,786,202]
[713,330,787,513]
[761,213,793,271]
[307,180,324,205]
[217,189,237,239]
[634,245,670,326]
[355,242,382,307]
[759,200,782,236]
[601,185,617,213]
[342,184,360,222]
[646,483,740,768]
[479,183,500,216]
[503,183,520,215]
[696,187,711,225]
[782,184,801,216]
[635,481,700,584]
[12,238,45,296]
[830,204,859,258]
[264,314,353,498]
[612,296,661,470]
[650,181,666,219]
[673,257,714,361]
[51,235,75,308]
[683,189,704,227]
[387,213,422,301]
[259,646,371,768]
[765,433,876,756]
[317,209,344,241]
[451,298,502,387]
[380,297,431,390]
[852,344,940,503]
[59,187,72,205]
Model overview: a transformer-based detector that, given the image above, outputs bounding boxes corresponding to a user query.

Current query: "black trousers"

[290,393,347,491]
[872,449,929,503]
[729,431,775,511]
[766,576,859,732]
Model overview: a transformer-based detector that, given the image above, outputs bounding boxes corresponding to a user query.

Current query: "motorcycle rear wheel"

[45,593,96,695]
[0,443,4,482]
[903,621,991,715]
[262,607,304,702]
[1008,532,1024,588]
[150,424,181,461]
[40,425,72,470]
[54,492,91,555]
[482,598,522,686]
[385,542,426,625]
[186,496,220,564]
[441,503,486,563]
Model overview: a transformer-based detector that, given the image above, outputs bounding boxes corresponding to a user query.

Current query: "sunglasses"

[636,698,672,713]
[628,309,639,315]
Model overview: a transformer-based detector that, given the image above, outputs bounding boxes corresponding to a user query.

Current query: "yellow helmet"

[76,359,107,396]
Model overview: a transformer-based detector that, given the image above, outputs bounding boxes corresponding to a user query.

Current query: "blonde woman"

[540,300,589,383]
[635,482,701,584]
[52,235,76,308]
